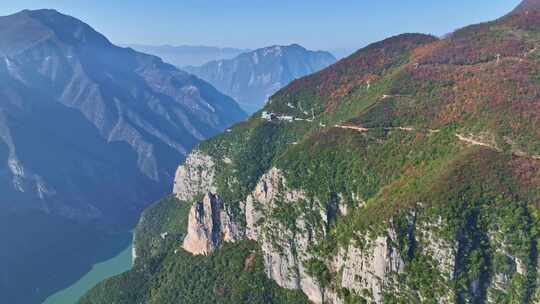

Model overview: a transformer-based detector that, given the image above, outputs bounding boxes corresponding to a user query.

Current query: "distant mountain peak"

[0,8,111,56]
[511,0,540,14]
[0,7,246,220]
[259,43,307,52]
[125,44,251,67]
[184,44,336,114]
[8,8,82,29]
[21,8,61,16]
[268,43,304,50]
[258,45,285,57]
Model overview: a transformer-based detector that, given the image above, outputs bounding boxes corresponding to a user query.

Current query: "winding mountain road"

[334,124,539,160]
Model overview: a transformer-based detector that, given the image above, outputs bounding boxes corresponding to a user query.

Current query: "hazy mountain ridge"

[184,44,336,113]
[0,9,245,304]
[0,8,244,215]
[125,44,251,67]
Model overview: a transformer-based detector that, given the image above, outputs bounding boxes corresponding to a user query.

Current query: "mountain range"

[0,9,245,304]
[82,1,540,303]
[184,44,336,113]
[124,44,251,68]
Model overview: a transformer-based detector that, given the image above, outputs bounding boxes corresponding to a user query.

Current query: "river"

[42,238,133,304]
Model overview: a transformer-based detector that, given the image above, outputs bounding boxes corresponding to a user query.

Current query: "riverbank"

[43,235,133,304]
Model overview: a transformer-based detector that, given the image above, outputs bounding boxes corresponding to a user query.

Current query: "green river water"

[42,241,133,304]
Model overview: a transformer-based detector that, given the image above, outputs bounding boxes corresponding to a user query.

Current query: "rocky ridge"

[0,9,245,217]
[184,44,336,114]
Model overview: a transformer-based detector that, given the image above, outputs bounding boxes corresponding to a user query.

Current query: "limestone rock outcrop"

[182,192,243,255]
[173,151,217,202]
[175,152,539,304]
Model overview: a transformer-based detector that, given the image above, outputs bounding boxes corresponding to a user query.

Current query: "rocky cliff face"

[182,192,243,255]
[174,160,411,303]
[184,44,336,114]
[173,151,217,202]
[175,127,538,304]
[175,151,540,303]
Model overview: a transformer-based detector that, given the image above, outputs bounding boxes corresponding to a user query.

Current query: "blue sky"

[0,0,522,51]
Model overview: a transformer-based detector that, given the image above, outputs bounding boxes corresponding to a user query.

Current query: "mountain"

[184,44,337,114]
[124,44,251,67]
[0,9,245,304]
[83,1,540,303]
[328,48,357,59]
[511,0,540,14]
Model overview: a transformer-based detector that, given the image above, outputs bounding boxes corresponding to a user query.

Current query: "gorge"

[82,1,540,303]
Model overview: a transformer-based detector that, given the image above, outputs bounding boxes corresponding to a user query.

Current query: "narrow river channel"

[43,237,133,304]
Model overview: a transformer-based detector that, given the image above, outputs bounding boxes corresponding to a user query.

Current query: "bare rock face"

[173,151,217,202]
[261,236,301,289]
[244,167,303,240]
[177,165,474,303]
[334,233,405,303]
[182,193,222,255]
[179,166,329,301]
[244,168,328,303]
[182,192,243,255]
[244,195,261,241]
[176,164,464,303]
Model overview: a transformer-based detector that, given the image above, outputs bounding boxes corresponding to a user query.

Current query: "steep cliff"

[174,148,539,304]
[81,196,310,304]
[85,1,540,303]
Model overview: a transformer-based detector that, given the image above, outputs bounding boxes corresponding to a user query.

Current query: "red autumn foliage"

[276,33,438,111]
